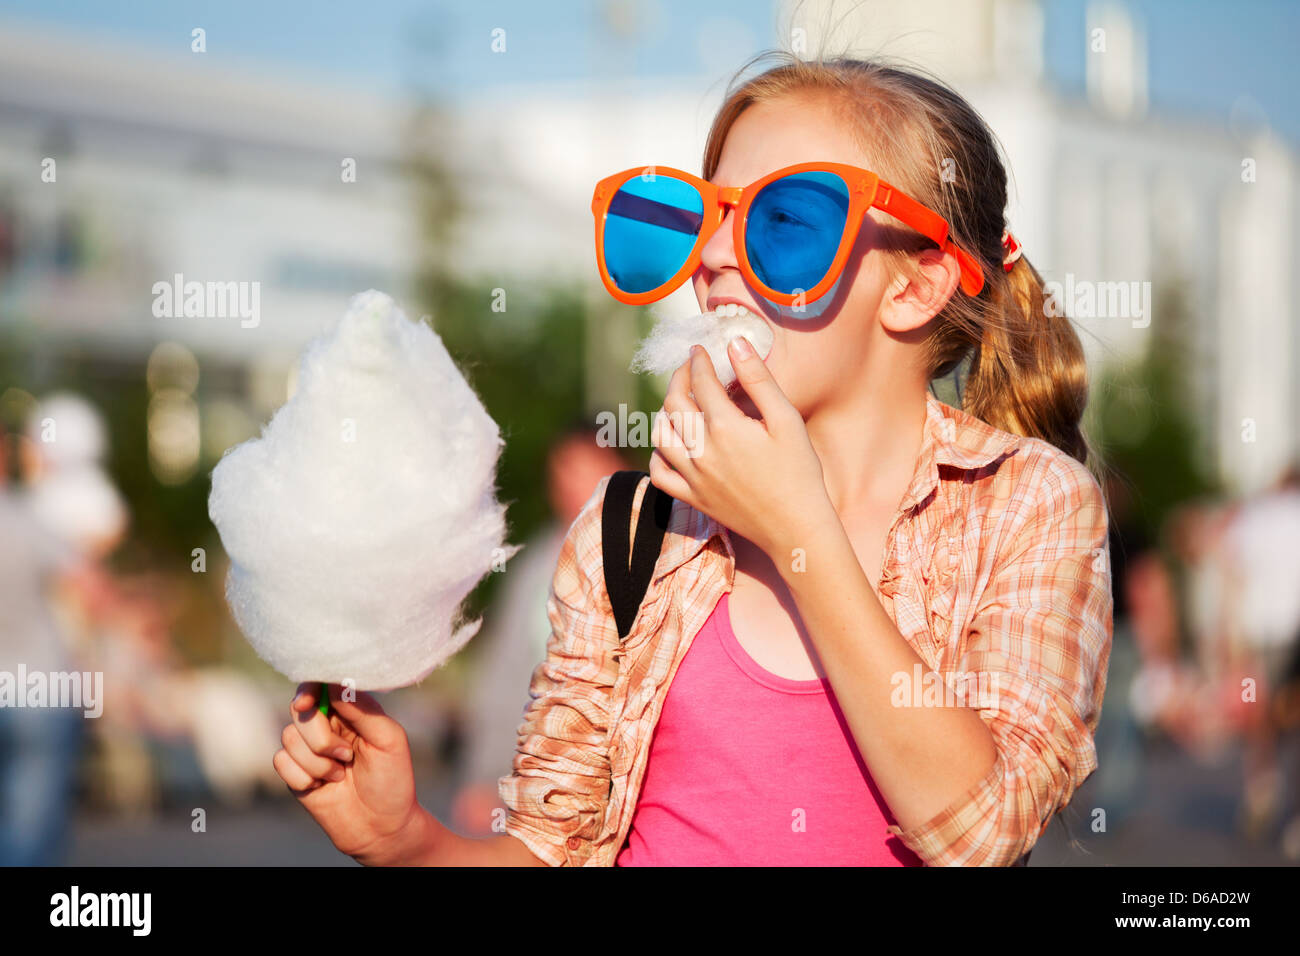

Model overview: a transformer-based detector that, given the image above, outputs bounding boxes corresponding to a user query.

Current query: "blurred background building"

[0,0,1297,865]
[3,1,1295,491]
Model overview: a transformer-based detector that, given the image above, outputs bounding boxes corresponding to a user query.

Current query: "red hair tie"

[1001,229,1023,271]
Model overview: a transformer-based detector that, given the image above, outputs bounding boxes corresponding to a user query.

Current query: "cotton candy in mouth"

[630,306,774,387]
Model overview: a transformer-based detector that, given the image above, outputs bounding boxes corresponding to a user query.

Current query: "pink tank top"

[616,591,921,866]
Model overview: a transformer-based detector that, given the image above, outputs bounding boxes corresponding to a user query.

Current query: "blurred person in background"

[0,393,128,864]
[450,422,631,836]
[1,421,81,864]
[1277,545,1300,858]
[14,390,284,824]
[14,394,277,815]
[1171,501,1234,705]
[1218,466,1300,842]
[13,394,150,819]
[1133,502,1232,754]
[1125,546,1198,746]
[19,394,127,568]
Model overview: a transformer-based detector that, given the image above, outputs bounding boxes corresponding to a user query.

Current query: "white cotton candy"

[629,309,774,387]
[208,290,520,691]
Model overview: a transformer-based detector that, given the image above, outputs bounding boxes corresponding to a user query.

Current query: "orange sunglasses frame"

[591,161,985,306]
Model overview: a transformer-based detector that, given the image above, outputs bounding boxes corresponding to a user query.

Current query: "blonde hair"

[703,53,1091,464]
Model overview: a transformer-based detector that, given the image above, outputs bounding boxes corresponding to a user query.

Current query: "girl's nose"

[699,206,740,277]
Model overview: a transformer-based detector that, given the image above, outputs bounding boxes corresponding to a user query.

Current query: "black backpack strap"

[601,470,674,641]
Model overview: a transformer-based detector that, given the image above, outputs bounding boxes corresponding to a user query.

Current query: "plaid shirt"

[499,394,1113,866]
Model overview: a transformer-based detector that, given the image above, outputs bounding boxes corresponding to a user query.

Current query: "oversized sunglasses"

[591,161,985,307]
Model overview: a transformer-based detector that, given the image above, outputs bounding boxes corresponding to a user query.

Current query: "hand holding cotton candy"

[208,290,519,692]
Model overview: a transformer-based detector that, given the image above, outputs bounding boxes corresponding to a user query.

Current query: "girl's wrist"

[399,805,443,865]
[764,493,842,571]
[357,804,440,866]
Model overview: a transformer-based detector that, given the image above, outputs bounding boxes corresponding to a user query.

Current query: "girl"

[273,53,1112,867]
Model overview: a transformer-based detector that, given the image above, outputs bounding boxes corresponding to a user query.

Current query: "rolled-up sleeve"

[498,475,619,866]
[887,451,1113,866]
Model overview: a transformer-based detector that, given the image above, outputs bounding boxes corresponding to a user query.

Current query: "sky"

[1042,0,1299,142]
[0,0,1296,142]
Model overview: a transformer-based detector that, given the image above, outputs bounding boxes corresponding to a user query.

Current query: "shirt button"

[566,836,582,850]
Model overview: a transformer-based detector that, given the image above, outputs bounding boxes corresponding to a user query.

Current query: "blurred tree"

[1088,276,1221,544]
[403,99,660,706]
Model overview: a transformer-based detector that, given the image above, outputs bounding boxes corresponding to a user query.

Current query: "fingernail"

[326,766,346,782]
[333,747,353,762]
[729,335,754,357]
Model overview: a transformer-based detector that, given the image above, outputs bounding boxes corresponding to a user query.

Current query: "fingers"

[663,354,696,411]
[649,449,692,501]
[275,683,361,796]
[282,722,347,783]
[328,688,405,752]
[661,360,702,430]
[659,354,709,466]
[290,685,355,762]
[687,344,734,423]
[726,336,794,426]
[273,748,321,793]
[651,405,696,477]
[291,682,320,714]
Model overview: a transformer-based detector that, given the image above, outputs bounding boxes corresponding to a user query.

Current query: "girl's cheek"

[691,273,711,308]
[770,271,847,323]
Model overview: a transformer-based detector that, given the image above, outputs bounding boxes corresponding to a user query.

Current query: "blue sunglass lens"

[603,175,704,295]
[745,171,850,297]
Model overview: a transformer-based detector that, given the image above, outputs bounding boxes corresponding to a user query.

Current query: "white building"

[0,19,418,370]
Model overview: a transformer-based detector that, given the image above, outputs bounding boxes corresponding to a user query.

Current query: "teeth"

[715,303,748,317]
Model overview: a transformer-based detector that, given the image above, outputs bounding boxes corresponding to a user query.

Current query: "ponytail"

[962,254,1091,465]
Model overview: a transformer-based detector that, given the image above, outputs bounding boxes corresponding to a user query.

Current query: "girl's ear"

[879,247,962,334]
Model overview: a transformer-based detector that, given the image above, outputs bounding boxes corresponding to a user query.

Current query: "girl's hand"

[274,683,429,866]
[650,338,834,558]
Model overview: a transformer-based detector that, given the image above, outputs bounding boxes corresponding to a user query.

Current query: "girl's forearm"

[397,805,547,866]
[771,506,998,833]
